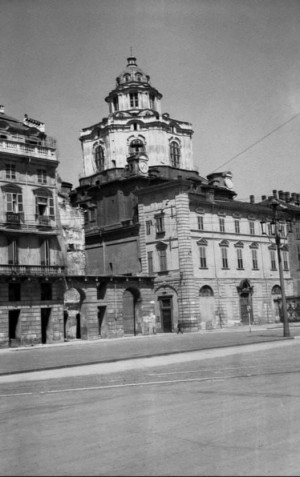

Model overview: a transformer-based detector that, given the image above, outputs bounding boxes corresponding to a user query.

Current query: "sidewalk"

[0,323,299,377]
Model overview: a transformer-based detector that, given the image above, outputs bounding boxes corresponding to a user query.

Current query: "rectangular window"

[37,169,47,184]
[270,250,277,270]
[40,239,50,266]
[147,251,153,273]
[219,218,225,233]
[41,283,52,301]
[221,247,228,269]
[8,239,18,265]
[113,97,119,111]
[6,192,23,213]
[237,248,243,269]
[130,93,139,108]
[252,249,258,269]
[283,251,289,271]
[158,249,167,272]
[234,220,240,234]
[199,246,207,268]
[9,283,21,301]
[146,220,152,235]
[35,196,54,217]
[197,216,204,231]
[149,94,155,109]
[249,221,255,235]
[6,164,16,179]
[155,215,165,234]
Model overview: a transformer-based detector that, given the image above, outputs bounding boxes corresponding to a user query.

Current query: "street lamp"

[260,198,291,337]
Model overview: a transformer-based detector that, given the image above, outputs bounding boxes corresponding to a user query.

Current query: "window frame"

[130,92,139,108]
[199,245,207,269]
[221,247,229,269]
[252,249,259,270]
[219,217,225,233]
[236,248,244,269]
[6,163,16,180]
[170,141,180,168]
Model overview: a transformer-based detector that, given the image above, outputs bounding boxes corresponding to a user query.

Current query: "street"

[1,339,300,476]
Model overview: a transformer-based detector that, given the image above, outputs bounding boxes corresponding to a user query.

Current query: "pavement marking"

[0,392,33,398]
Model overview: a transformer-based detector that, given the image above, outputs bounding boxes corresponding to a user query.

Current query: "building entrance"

[237,279,254,325]
[9,310,20,346]
[41,308,51,344]
[159,297,173,332]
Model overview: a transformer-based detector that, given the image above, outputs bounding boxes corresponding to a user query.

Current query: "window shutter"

[35,196,39,216]
[6,193,12,212]
[49,197,54,217]
[18,194,23,212]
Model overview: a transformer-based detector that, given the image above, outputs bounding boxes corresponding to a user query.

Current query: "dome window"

[170,141,180,168]
[124,74,131,82]
[95,145,105,171]
[129,139,145,155]
[136,74,142,82]
[130,93,139,108]
[149,94,155,109]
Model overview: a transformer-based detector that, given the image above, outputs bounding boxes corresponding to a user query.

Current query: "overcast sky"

[1,0,300,201]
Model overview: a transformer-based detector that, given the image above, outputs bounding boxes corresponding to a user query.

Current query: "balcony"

[6,212,22,226]
[38,215,50,226]
[0,264,65,276]
[0,139,57,161]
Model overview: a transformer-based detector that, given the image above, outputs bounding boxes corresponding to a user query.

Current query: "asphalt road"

[1,338,300,476]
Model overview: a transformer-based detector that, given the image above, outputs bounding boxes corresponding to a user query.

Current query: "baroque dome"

[116,56,150,86]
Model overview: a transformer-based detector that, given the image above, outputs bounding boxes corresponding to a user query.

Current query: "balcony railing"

[0,264,65,276]
[6,212,22,224]
[0,139,57,160]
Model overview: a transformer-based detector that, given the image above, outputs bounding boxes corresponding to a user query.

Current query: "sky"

[1,0,300,202]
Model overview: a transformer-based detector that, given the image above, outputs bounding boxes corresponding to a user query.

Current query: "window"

[8,239,18,265]
[37,169,47,184]
[283,250,289,271]
[249,221,255,235]
[146,220,152,235]
[35,195,54,217]
[219,218,225,233]
[155,214,165,234]
[297,245,300,268]
[113,96,119,111]
[41,283,52,301]
[147,251,153,273]
[197,216,204,231]
[95,146,105,171]
[221,247,228,269]
[40,240,50,266]
[234,220,240,234]
[9,283,21,301]
[6,191,23,213]
[97,283,106,299]
[129,139,145,155]
[170,141,180,168]
[236,248,243,269]
[158,248,167,272]
[199,246,207,268]
[6,164,16,179]
[199,285,214,297]
[149,94,155,109]
[252,249,258,270]
[270,249,277,270]
[130,92,139,108]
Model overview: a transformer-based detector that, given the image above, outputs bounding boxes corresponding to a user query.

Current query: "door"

[76,313,81,339]
[159,297,173,333]
[123,290,135,335]
[240,293,253,325]
[9,310,20,347]
[41,308,51,344]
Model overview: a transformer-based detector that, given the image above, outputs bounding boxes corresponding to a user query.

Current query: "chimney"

[249,195,255,204]
[278,190,284,200]
[0,105,4,114]
[291,193,297,203]
[297,194,300,205]
[272,190,278,199]
[285,191,290,202]
[261,195,267,201]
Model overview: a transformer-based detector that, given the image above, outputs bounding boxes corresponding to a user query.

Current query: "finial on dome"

[127,47,137,67]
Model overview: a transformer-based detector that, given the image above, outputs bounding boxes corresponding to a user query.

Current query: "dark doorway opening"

[76,313,81,339]
[9,310,20,346]
[159,297,173,332]
[63,310,68,339]
[98,306,106,336]
[41,308,51,344]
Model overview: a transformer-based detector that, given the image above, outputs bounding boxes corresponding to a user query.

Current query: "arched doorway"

[123,288,140,335]
[237,279,254,325]
[199,285,215,329]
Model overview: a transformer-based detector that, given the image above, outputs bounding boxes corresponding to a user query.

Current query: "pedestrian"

[177,323,183,334]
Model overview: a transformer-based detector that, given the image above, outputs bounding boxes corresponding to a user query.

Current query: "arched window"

[95,145,105,171]
[170,141,180,167]
[199,285,214,297]
[272,285,281,295]
[129,139,145,155]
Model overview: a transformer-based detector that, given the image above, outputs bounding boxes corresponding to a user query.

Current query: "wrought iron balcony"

[6,212,22,225]
[0,264,65,276]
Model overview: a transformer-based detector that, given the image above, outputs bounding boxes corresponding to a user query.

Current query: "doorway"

[237,279,253,325]
[98,306,106,336]
[9,310,20,346]
[76,313,81,339]
[41,308,51,344]
[159,297,173,332]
